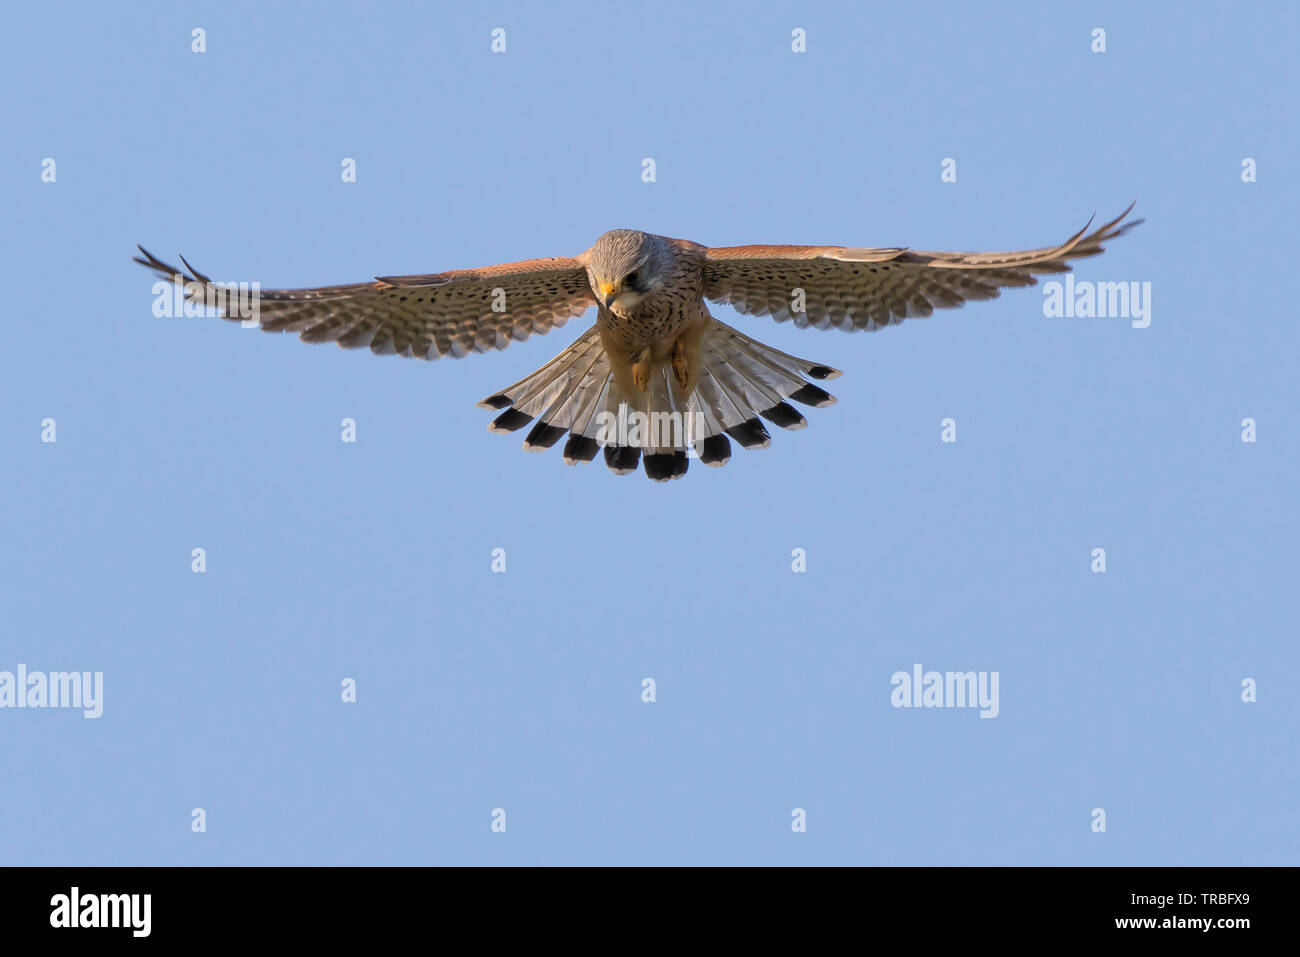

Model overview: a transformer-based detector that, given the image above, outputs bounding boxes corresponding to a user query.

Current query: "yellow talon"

[671,339,690,390]
[632,361,650,391]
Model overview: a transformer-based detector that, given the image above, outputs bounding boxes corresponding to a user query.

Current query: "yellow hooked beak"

[599,280,622,308]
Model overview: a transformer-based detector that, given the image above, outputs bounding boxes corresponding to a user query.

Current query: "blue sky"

[2,1,1296,865]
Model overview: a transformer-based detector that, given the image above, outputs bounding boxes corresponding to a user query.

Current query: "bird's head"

[588,229,669,315]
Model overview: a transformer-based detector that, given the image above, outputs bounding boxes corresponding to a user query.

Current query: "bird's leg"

[631,347,652,391]
[671,338,690,391]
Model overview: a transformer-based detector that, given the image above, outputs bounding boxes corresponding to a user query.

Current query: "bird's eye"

[625,270,639,287]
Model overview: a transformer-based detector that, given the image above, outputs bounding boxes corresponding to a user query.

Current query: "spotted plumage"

[135,205,1140,482]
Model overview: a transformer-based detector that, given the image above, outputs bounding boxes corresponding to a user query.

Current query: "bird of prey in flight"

[136,205,1139,482]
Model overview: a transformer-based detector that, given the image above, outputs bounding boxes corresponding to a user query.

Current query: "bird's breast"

[600,300,686,349]
[598,274,705,351]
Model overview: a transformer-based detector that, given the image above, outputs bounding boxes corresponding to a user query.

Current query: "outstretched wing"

[701,204,1141,332]
[134,247,595,360]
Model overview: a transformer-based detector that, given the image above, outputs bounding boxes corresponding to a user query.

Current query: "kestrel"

[135,205,1140,481]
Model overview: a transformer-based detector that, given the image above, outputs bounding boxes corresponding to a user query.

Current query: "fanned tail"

[478,319,839,482]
